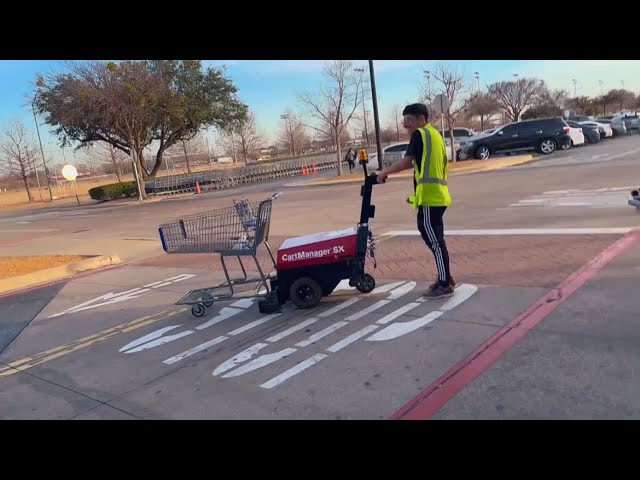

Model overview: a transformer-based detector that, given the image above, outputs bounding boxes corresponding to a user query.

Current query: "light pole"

[599,80,604,96]
[354,67,369,146]
[571,78,577,97]
[31,94,53,202]
[424,70,432,103]
[368,60,383,171]
[474,72,480,94]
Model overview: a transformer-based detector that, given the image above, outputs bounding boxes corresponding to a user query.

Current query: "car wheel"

[538,138,557,155]
[562,140,572,150]
[474,145,491,160]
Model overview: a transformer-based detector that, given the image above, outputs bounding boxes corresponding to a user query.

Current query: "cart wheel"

[203,301,214,308]
[289,276,322,309]
[191,304,206,317]
[356,274,376,293]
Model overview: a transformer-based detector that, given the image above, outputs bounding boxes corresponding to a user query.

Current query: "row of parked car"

[368,111,639,169]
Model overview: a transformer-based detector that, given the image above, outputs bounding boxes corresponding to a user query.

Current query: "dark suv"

[458,117,572,160]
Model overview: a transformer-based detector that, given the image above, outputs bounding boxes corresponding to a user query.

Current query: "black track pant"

[417,206,451,286]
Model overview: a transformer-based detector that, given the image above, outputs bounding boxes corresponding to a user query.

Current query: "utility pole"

[354,67,369,146]
[31,99,53,202]
[368,60,383,171]
[571,78,577,97]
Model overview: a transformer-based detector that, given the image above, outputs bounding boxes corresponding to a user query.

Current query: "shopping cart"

[158,193,281,317]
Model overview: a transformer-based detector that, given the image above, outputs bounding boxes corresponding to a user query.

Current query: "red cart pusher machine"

[263,151,381,312]
[159,151,381,316]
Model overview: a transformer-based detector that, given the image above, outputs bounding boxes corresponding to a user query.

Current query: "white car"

[578,121,613,138]
[563,125,585,149]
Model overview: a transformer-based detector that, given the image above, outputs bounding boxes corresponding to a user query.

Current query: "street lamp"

[31,88,53,202]
[280,113,294,156]
[424,70,432,102]
[368,61,383,171]
[474,72,480,93]
[571,78,577,97]
[354,67,370,146]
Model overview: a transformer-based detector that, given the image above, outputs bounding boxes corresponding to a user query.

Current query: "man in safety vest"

[376,103,455,298]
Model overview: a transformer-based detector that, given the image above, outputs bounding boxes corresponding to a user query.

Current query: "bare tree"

[298,60,362,175]
[390,104,403,142]
[466,93,501,131]
[488,78,544,123]
[219,112,264,164]
[85,141,127,181]
[429,64,474,162]
[278,111,310,156]
[0,118,37,202]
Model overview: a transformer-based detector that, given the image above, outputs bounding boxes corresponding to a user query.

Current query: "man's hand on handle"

[377,171,388,184]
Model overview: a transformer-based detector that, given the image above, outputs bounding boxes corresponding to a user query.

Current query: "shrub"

[88,181,138,201]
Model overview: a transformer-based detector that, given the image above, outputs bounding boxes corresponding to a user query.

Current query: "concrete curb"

[284,154,535,187]
[0,254,122,295]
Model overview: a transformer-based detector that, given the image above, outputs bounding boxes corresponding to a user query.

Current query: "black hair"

[402,103,429,121]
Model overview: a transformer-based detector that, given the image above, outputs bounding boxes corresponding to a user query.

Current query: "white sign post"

[430,93,451,142]
[61,164,80,205]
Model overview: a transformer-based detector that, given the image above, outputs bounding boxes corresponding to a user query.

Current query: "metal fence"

[144,149,375,197]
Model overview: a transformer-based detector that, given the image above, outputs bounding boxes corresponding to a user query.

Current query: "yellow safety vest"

[408,124,451,208]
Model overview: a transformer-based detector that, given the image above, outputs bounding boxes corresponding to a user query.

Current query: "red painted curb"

[389,230,640,420]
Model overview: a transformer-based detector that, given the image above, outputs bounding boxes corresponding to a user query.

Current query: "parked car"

[568,115,592,123]
[366,134,457,173]
[615,111,639,131]
[458,117,572,160]
[578,120,613,138]
[366,142,408,174]
[567,120,600,144]
[564,123,585,149]
[596,116,627,136]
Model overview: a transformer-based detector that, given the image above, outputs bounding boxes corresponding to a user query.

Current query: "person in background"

[376,103,455,298]
[344,148,356,173]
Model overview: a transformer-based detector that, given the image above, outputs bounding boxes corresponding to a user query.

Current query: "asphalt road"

[1,134,640,419]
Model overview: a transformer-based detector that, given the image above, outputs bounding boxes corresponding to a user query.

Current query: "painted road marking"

[382,228,635,236]
[123,329,194,354]
[318,298,360,317]
[326,325,379,353]
[266,318,319,343]
[376,302,421,324]
[295,321,349,347]
[227,313,282,336]
[47,274,197,318]
[119,325,182,353]
[0,306,187,379]
[260,354,328,390]
[212,343,269,377]
[222,348,297,378]
[214,282,419,383]
[163,335,229,365]
[256,284,477,390]
[367,311,443,342]
[195,307,244,330]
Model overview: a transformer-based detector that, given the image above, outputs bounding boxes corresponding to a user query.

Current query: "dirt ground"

[0,256,85,279]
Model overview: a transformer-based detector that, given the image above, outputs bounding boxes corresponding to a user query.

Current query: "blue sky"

[2,60,639,165]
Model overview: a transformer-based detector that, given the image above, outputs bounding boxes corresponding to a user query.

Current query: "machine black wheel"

[289,276,322,309]
[191,304,206,317]
[355,274,376,293]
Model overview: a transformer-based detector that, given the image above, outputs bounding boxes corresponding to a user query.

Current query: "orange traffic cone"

[195,181,201,194]
[312,165,317,174]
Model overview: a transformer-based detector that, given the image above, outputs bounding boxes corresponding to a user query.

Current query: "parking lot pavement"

[431,233,640,420]
[0,275,548,419]
[0,229,628,419]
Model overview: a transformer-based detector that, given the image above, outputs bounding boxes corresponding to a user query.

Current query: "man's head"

[402,103,429,134]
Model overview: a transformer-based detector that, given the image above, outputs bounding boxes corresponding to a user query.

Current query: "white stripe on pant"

[422,206,446,283]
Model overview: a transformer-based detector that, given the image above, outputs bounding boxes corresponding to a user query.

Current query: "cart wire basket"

[158,192,280,317]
